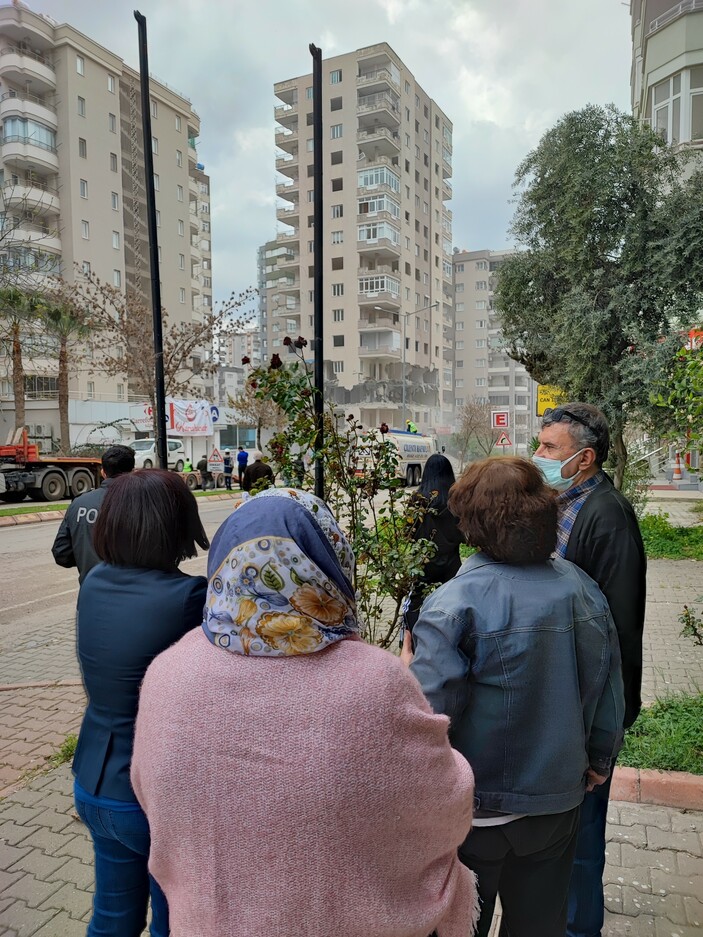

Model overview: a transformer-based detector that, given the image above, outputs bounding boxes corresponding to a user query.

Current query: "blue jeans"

[75,796,168,937]
[567,770,613,937]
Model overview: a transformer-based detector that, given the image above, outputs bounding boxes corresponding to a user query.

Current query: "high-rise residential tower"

[269,43,454,432]
[0,2,212,444]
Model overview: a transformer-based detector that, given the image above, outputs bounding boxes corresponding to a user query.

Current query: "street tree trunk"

[57,336,70,455]
[11,322,25,432]
[256,417,262,450]
[611,425,627,491]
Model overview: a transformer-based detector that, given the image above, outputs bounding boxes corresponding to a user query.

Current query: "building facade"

[0,2,212,447]
[269,43,454,432]
[631,0,703,146]
[452,249,540,453]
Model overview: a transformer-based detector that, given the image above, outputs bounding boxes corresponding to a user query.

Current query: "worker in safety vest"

[406,419,419,434]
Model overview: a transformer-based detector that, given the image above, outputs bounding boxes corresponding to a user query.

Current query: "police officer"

[52,444,135,584]
[223,449,234,491]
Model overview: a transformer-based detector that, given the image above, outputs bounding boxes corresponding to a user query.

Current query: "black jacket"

[52,479,114,584]
[410,496,466,584]
[242,459,274,492]
[564,475,646,729]
[73,563,207,801]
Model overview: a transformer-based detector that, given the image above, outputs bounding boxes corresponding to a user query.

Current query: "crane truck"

[0,429,101,503]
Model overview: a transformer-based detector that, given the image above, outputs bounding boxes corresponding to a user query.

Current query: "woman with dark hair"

[404,458,625,937]
[72,469,209,937]
[402,453,466,638]
[131,488,479,937]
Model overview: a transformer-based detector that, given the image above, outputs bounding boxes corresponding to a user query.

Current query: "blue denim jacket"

[410,553,625,816]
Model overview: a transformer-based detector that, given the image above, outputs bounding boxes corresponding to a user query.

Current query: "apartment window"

[106,112,117,134]
[306,86,313,99]
[79,179,88,199]
[455,302,465,312]
[306,112,314,126]
[178,219,184,236]
[456,321,464,331]
[175,114,182,131]
[152,136,159,154]
[116,383,124,400]
[113,269,121,288]
[333,309,344,322]
[331,150,343,165]
[456,360,464,369]
[330,124,342,139]
[153,173,160,191]
[307,190,315,203]
[108,74,116,93]
[155,210,161,227]
[475,339,486,348]
[455,341,464,350]
[476,280,488,290]
[110,152,118,172]
[332,283,344,296]
[331,178,343,191]
[179,288,186,303]
[331,204,343,218]
[87,380,95,398]
[331,96,342,111]
[476,319,487,328]
[331,257,344,270]
[81,220,90,239]
[652,74,681,144]
[331,231,343,244]
[79,137,87,158]
[77,96,86,116]
[306,138,314,152]
[476,378,486,387]
[111,191,119,210]
[112,231,120,249]
[76,55,85,76]
[456,379,464,388]
[151,99,158,118]
[476,260,488,270]
[177,184,184,201]
[330,69,342,83]
[178,253,185,270]
[333,335,344,347]
[456,398,464,407]
[333,361,344,373]
[175,151,183,170]
[693,66,703,140]
[81,260,91,276]
[202,221,210,233]
[475,358,486,367]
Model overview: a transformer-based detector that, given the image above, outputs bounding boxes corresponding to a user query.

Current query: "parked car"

[131,439,186,471]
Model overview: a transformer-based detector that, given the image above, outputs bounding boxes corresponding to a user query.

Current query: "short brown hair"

[93,469,209,571]
[448,457,557,563]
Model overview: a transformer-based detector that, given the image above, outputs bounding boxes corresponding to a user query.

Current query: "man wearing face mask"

[533,402,646,937]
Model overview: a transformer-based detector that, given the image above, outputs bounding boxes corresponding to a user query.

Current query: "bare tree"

[455,397,502,467]
[229,380,286,450]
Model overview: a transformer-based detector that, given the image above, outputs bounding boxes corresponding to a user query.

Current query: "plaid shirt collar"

[555,470,605,558]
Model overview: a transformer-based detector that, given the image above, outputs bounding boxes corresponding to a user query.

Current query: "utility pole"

[310,43,324,498]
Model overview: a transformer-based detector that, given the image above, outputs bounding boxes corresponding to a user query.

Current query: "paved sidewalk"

[0,765,700,936]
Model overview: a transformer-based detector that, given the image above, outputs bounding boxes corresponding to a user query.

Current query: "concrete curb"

[611,765,703,810]
[0,492,240,527]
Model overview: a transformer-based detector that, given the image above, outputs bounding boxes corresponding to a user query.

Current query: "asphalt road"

[0,499,236,648]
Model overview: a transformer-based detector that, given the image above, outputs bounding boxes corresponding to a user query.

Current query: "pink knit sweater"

[131,629,478,937]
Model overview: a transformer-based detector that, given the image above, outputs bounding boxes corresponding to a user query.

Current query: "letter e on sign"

[491,410,509,429]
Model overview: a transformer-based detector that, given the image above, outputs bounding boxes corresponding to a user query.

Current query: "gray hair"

[541,403,609,467]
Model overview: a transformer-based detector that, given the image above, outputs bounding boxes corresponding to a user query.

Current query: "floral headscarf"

[202,489,358,657]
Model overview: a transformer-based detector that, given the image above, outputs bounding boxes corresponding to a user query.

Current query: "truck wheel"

[40,472,67,502]
[215,474,225,489]
[174,460,184,473]
[405,466,414,486]
[184,472,198,491]
[70,470,94,497]
[413,466,422,486]
[143,459,153,469]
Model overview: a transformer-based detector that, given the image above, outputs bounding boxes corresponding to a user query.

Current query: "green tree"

[0,287,39,432]
[495,104,702,489]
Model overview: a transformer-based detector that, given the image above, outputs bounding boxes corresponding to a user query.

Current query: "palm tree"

[0,287,39,432]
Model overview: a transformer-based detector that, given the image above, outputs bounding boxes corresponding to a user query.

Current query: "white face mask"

[532,449,585,492]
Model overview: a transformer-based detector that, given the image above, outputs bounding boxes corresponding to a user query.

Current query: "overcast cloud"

[38,0,633,302]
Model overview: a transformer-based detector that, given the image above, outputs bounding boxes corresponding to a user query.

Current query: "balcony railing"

[3,177,58,195]
[0,91,57,113]
[358,91,400,116]
[648,0,703,34]
[357,68,398,87]
[1,134,57,154]
[0,45,55,70]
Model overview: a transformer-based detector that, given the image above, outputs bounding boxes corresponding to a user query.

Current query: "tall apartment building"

[0,2,212,446]
[452,249,540,453]
[269,43,455,432]
[631,1,703,146]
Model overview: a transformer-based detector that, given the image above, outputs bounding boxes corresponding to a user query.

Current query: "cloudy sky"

[39,0,633,302]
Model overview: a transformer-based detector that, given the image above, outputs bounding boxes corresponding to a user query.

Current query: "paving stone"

[605,863,651,893]
[45,857,94,891]
[38,881,92,920]
[6,849,69,881]
[607,823,649,848]
[648,827,702,858]
[0,844,31,873]
[604,909,655,935]
[683,895,703,928]
[0,872,63,909]
[670,812,703,835]
[605,841,622,866]
[0,823,38,848]
[51,835,92,863]
[0,899,58,935]
[621,843,678,873]
[27,810,76,835]
[653,922,703,937]
[604,882,623,913]
[651,868,703,899]
[30,910,88,937]
[618,804,674,831]
[677,853,703,876]
[13,827,71,858]
[623,888,687,925]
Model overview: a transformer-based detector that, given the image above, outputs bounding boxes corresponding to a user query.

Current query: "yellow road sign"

[536,385,566,417]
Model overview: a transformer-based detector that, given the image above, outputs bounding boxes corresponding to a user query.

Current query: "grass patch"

[0,501,70,516]
[459,544,479,560]
[47,733,78,769]
[638,512,703,560]
[691,501,703,518]
[619,694,703,775]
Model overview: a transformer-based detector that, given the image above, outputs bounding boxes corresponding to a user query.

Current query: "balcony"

[1,134,58,173]
[0,46,55,94]
[357,91,400,131]
[271,303,301,318]
[275,251,299,271]
[276,152,298,178]
[3,220,61,253]
[277,277,300,294]
[442,179,452,201]
[277,230,300,245]
[274,80,298,106]
[357,238,400,263]
[647,0,703,35]
[274,101,298,129]
[0,91,57,129]
[276,180,299,203]
[357,67,399,93]
[359,335,402,361]
[358,274,401,310]
[357,126,400,158]
[276,204,299,227]
[3,178,59,215]
[359,313,400,331]
[275,127,298,154]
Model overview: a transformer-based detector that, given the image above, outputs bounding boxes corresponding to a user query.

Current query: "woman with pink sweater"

[132,488,478,937]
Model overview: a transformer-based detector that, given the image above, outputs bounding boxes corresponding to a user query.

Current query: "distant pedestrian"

[406,419,418,434]
[197,454,214,491]
[223,450,234,491]
[183,458,193,473]
[241,451,273,494]
[73,469,208,937]
[236,446,249,488]
[52,444,135,584]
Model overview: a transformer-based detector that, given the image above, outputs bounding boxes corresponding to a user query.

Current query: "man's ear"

[100,468,107,479]
[578,448,597,471]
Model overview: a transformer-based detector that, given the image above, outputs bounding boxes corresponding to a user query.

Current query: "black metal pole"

[135,11,168,470]
[310,43,324,499]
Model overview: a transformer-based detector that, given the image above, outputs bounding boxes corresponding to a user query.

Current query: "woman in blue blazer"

[72,469,208,937]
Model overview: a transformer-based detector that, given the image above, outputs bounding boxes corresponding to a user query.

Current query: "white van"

[354,430,436,486]
[131,439,186,471]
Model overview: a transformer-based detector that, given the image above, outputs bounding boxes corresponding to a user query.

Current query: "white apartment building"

[453,249,540,453]
[0,2,212,447]
[631,1,703,146]
[269,43,455,432]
